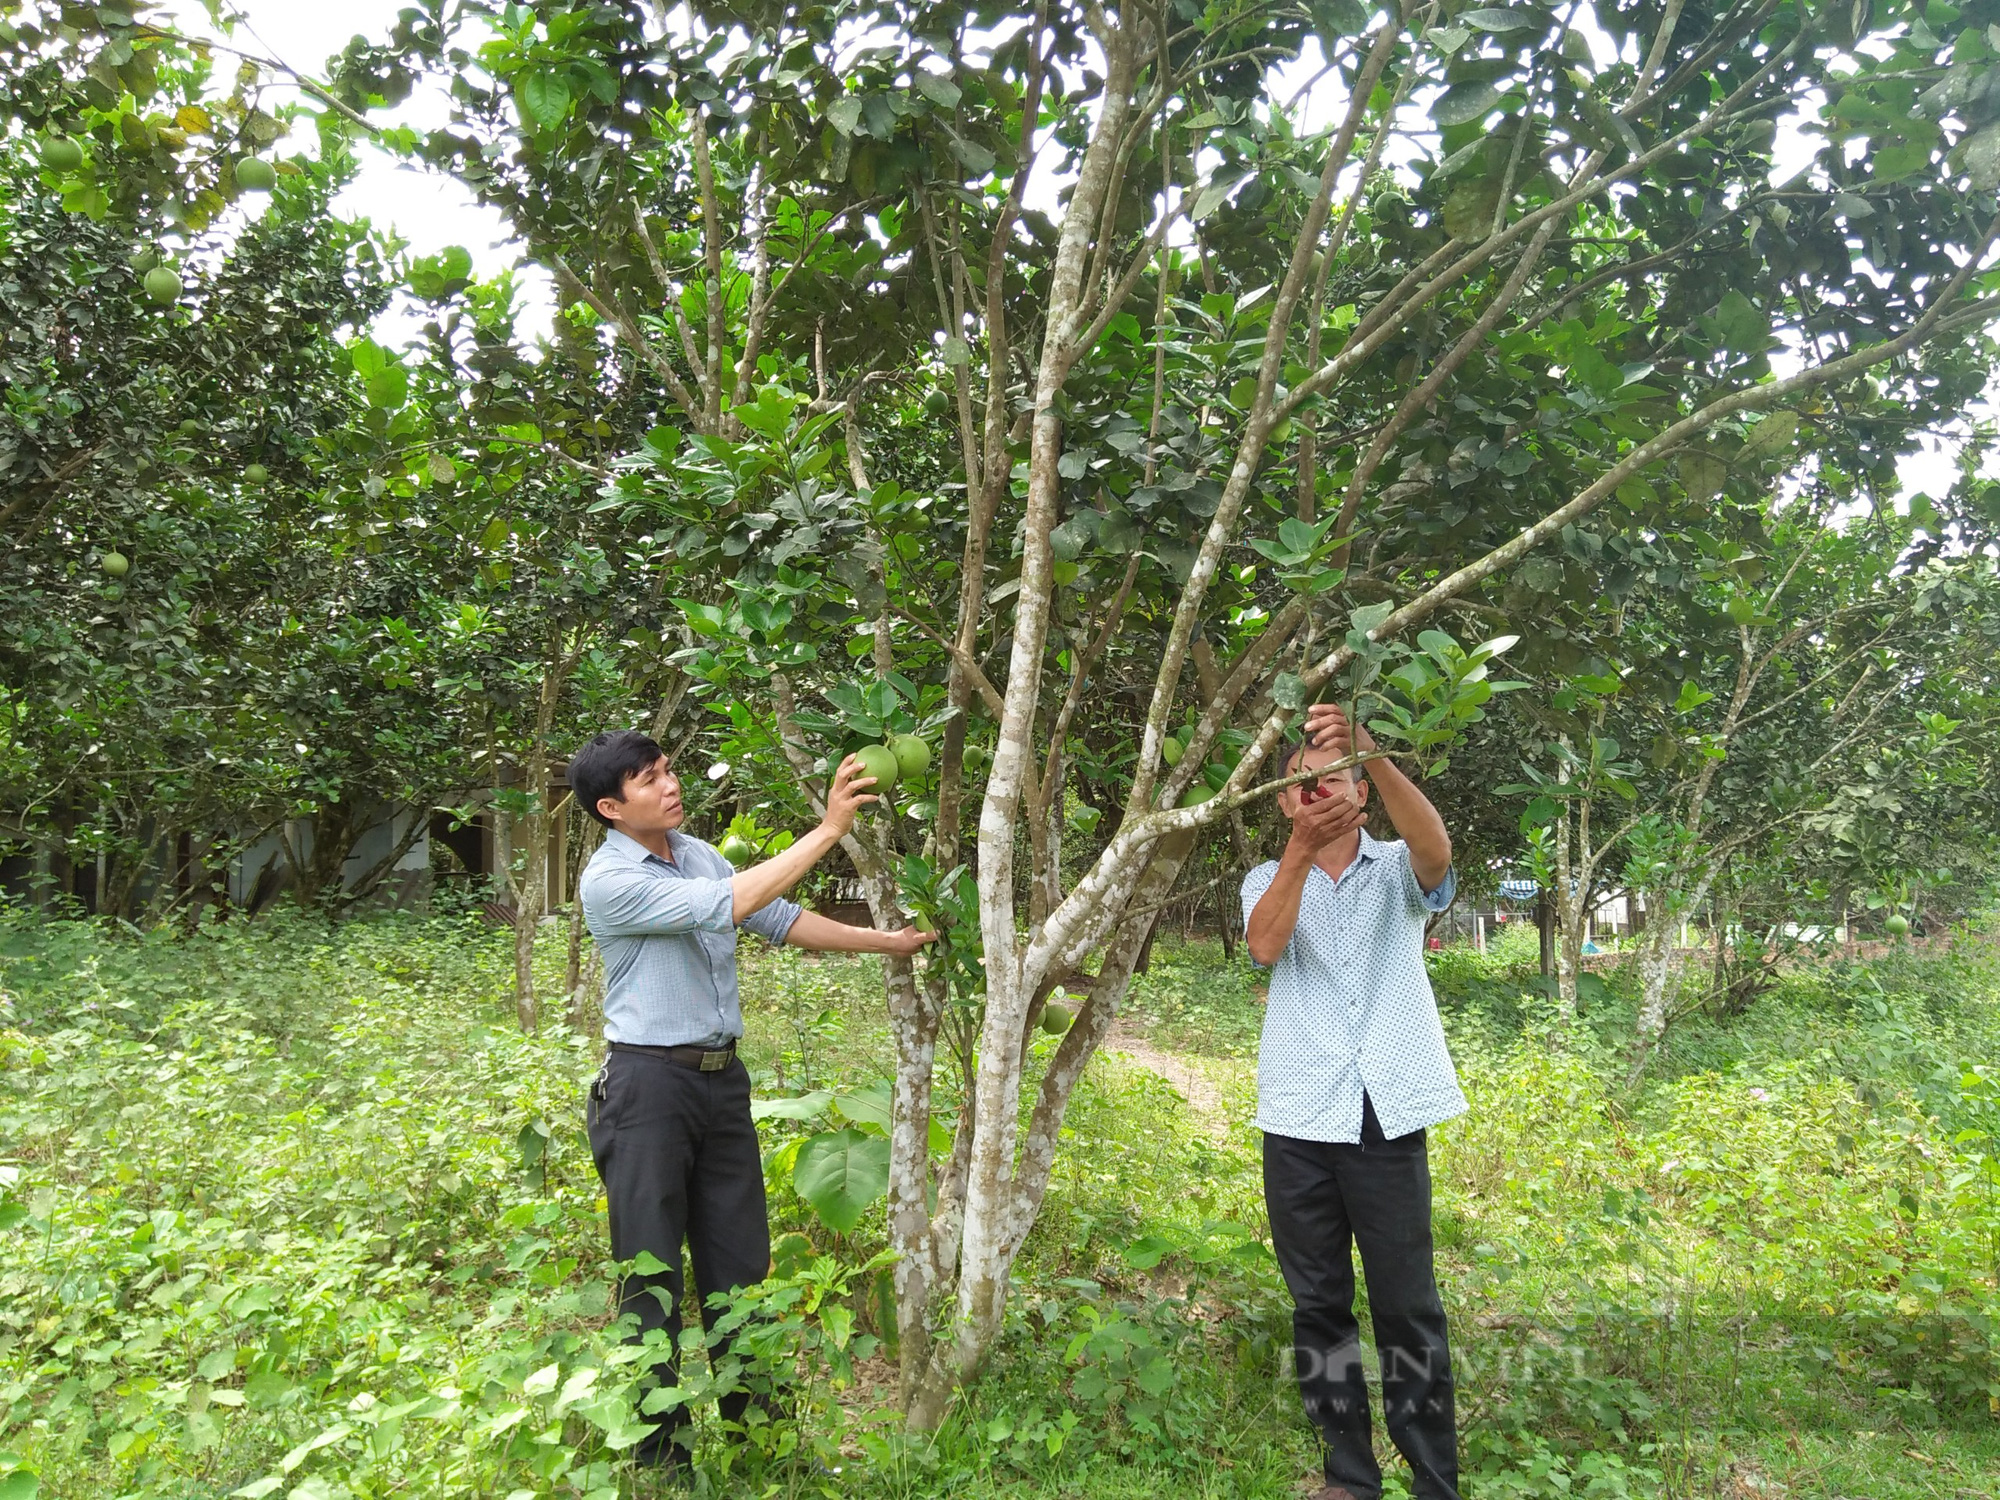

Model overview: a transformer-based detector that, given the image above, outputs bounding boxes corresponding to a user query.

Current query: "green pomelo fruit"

[1179,783,1216,808]
[1162,735,1184,767]
[890,733,932,779]
[143,266,182,304]
[1885,914,1910,936]
[717,833,755,869]
[244,462,269,485]
[853,742,900,793]
[1039,1000,1073,1035]
[235,157,277,191]
[41,136,83,172]
[924,388,951,416]
[963,745,990,773]
[100,550,130,578]
[178,418,201,437]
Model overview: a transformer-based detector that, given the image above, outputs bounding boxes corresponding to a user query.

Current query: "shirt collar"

[1355,828,1386,862]
[603,827,682,866]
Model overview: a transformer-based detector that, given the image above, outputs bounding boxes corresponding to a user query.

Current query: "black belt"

[609,1039,738,1072]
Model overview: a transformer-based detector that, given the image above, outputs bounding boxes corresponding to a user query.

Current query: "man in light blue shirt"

[1242,703,1463,1500]
[570,728,934,1471]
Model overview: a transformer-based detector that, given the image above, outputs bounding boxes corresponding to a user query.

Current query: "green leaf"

[1120,1234,1177,1269]
[1520,555,1564,592]
[1713,290,1768,354]
[1189,171,1247,221]
[1962,121,2000,191]
[365,365,408,409]
[949,132,996,176]
[1459,7,1542,29]
[912,70,961,109]
[827,97,863,136]
[1872,138,1931,183]
[1443,179,1503,239]
[1272,672,1309,710]
[1736,410,1798,462]
[1675,680,1716,713]
[0,1474,37,1500]
[1680,452,1726,502]
[1433,81,1505,128]
[1277,516,1324,554]
[792,1129,891,1233]
[1349,600,1395,638]
[279,1423,351,1473]
[516,71,572,129]
[832,1081,894,1133]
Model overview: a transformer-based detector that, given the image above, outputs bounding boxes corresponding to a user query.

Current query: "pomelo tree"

[328,0,2000,1422]
[0,3,415,914]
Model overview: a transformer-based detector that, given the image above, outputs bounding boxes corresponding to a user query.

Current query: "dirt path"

[1102,1019,1237,1145]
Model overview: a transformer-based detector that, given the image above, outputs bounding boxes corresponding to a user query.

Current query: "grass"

[0,903,1996,1498]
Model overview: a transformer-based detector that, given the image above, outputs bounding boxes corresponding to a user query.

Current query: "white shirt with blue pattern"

[579,827,803,1047]
[1240,829,1466,1143]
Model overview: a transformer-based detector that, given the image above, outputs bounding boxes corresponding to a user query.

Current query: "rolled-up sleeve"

[1399,846,1457,914]
[581,860,735,938]
[1241,863,1277,968]
[740,894,803,945]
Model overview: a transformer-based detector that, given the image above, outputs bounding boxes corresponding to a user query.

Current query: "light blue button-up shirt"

[1239,830,1466,1143]
[578,828,803,1047]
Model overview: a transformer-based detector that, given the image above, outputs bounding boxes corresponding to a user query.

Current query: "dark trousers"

[1264,1096,1460,1500]
[586,1045,770,1466]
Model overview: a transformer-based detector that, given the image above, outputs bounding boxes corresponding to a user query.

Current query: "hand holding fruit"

[823,752,882,835]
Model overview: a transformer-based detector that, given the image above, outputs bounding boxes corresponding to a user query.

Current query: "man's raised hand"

[1288,779,1369,855]
[1303,702,1375,764]
[822,752,881,836]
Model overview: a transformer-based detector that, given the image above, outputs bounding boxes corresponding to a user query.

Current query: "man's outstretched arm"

[783,910,935,957]
[729,754,878,922]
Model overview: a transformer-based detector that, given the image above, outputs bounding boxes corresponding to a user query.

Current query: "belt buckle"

[699,1049,729,1072]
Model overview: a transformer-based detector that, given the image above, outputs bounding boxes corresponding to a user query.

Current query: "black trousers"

[1263,1096,1461,1500]
[586,1045,770,1466]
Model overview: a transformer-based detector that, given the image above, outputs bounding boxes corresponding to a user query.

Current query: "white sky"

[181,1,1973,502]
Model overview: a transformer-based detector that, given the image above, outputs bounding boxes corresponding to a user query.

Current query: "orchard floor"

[1,907,1997,1499]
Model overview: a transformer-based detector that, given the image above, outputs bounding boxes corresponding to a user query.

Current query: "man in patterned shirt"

[1243,701,1463,1500]
[569,729,935,1470]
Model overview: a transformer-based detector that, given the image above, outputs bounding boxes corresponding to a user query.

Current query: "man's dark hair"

[569,730,667,828]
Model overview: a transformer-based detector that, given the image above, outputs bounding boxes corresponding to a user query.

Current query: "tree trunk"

[1626,919,1680,1085]
[1536,890,1555,980]
[514,836,545,1034]
[567,813,604,1031]
[1553,797,1578,1022]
